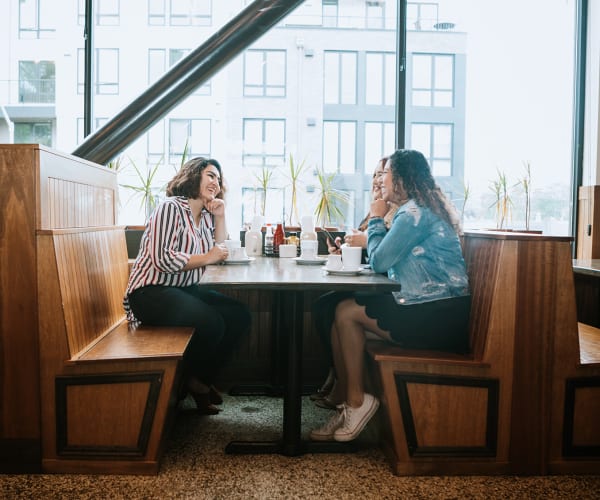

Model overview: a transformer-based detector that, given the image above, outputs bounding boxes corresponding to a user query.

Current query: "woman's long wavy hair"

[166,157,226,199]
[388,149,461,233]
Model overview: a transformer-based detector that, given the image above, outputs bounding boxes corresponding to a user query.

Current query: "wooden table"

[199,256,400,456]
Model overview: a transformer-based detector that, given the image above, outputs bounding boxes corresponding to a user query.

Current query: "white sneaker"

[333,394,379,442]
[309,405,345,441]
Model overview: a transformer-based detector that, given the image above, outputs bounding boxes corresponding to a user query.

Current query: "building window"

[242,118,286,168]
[77,48,119,95]
[169,119,211,164]
[15,122,52,146]
[324,51,357,105]
[77,0,120,26]
[147,121,165,159]
[19,0,55,39]
[411,123,453,177]
[407,2,438,31]
[148,0,166,25]
[148,49,210,95]
[19,61,55,103]
[322,0,338,28]
[244,49,286,97]
[364,122,395,174]
[148,0,211,26]
[412,53,454,107]
[366,2,385,30]
[323,121,356,174]
[365,52,396,106]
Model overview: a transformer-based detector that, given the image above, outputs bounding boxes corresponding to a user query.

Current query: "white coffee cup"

[300,240,318,260]
[326,253,343,270]
[341,245,362,271]
[229,247,247,260]
[279,244,297,258]
[224,239,241,252]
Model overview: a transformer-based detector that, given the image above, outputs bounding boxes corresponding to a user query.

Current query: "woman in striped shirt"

[124,157,251,415]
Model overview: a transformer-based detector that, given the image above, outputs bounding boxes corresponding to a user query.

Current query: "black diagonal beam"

[73,0,305,165]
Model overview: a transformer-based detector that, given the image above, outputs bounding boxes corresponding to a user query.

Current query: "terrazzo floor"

[1,395,599,499]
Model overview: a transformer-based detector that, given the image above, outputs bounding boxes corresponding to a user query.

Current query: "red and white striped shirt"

[123,196,214,321]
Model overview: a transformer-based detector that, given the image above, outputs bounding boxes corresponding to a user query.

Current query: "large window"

[19,61,55,103]
[324,51,357,105]
[412,53,454,107]
[244,50,286,97]
[16,1,577,235]
[19,0,55,38]
[243,119,286,168]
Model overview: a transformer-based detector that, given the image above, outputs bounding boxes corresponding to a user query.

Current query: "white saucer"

[293,257,327,265]
[224,257,255,265]
[324,267,363,276]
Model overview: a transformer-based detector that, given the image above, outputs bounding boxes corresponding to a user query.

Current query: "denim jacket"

[367,199,470,305]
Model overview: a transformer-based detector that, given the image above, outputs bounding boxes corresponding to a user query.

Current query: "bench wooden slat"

[72,322,192,363]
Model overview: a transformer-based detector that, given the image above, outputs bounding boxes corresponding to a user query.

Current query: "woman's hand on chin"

[206,197,225,216]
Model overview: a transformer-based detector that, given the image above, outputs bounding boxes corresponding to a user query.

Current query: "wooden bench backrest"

[461,233,504,358]
[38,227,129,358]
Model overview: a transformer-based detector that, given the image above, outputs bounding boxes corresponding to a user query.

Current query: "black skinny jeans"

[128,285,251,385]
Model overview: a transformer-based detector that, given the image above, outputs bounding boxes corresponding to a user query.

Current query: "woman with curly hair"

[124,157,251,415]
[310,149,470,442]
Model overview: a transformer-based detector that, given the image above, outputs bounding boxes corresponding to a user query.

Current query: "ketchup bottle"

[273,222,285,257]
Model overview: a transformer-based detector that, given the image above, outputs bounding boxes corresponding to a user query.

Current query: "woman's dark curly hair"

[388,149,461,233]
[166,157,225,199]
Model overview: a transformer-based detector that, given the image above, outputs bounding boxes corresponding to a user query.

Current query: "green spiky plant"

[313,166,350,228]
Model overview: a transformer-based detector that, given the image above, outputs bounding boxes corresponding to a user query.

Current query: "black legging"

[128,285,251,384]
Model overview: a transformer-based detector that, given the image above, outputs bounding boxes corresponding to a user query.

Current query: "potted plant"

[313,166,350,229]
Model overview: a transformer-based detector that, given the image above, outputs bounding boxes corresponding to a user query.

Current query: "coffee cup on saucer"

[341,245,362,271]
[326,254,343,270]
[229,247,248,260]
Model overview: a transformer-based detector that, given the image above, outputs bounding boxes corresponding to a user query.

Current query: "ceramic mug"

[326,253,343,270]
[229,246,248,260]
[341,245,362,271]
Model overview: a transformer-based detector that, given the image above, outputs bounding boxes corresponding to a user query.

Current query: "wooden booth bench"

[37,226,194,475]
[366,230,600,476]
